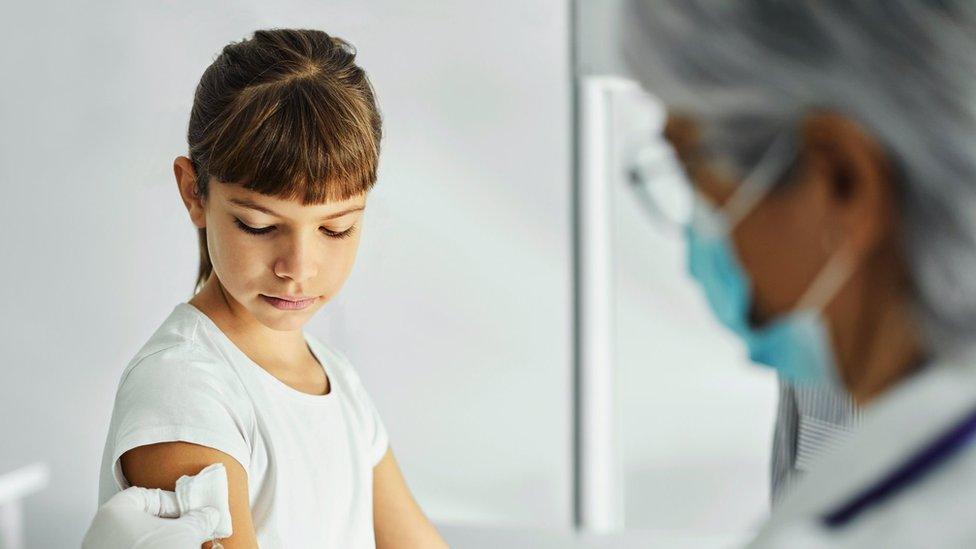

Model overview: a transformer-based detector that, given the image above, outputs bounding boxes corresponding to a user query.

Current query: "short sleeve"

[108,344,253,490]
[353,377,390,467]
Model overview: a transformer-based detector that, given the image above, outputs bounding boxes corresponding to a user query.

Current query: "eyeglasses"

[628,129,800,235]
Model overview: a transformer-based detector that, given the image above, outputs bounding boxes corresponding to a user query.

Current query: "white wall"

[0,2,573,546]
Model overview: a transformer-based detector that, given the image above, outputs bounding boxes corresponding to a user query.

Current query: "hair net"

[622,0,976,353]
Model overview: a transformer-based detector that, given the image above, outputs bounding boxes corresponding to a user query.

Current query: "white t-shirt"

[98,303,388,548]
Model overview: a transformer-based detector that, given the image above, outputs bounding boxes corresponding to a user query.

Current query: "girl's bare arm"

[120,442,258,549]
[373,448,449,548]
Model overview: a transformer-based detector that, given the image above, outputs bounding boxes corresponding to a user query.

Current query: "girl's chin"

[254,314,310,332]
[249,301,316,331]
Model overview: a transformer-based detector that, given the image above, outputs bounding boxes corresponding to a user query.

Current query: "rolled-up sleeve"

[109,345,253,491]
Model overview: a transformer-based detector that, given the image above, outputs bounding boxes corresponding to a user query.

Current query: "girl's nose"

[273,235,319,283]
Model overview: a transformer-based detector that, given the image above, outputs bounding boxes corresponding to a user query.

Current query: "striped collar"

[764,356,976,528]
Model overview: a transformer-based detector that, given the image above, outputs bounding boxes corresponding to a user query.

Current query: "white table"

[438,523,753,549]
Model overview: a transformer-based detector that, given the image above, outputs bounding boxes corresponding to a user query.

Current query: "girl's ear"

[174,156,207,229]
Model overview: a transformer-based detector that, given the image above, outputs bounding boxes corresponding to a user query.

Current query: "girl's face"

[179,160,366,333]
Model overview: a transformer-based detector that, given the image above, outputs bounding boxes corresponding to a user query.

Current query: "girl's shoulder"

[105,304,255,491]
[117,303,241,394]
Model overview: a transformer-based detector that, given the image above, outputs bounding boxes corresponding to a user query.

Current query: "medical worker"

[624,0,976,545]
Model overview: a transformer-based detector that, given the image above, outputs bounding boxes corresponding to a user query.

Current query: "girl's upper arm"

[372,447,449,549]
[120,441,258,549]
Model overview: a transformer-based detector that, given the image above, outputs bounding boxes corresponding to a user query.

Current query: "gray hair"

[623,0,976,354]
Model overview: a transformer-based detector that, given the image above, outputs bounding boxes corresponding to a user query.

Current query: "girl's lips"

[261,294,317,310]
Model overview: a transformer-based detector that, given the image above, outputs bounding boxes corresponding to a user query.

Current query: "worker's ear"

[174,156,207,229]
[796,111,898,260]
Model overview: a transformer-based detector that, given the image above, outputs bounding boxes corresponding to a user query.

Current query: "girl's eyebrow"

[229,198,364,220]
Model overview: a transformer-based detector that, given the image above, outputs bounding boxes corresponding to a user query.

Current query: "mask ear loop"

[796,241,859,314]
[686,129,799,243]
[721,131,800,231]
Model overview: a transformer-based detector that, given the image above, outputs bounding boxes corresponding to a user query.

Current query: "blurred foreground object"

[0,463,49,549]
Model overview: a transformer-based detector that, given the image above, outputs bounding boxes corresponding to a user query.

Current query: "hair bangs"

[201,76,379,204]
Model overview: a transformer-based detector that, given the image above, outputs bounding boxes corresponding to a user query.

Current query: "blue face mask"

[630,130,857,386]
[682,137,856,386]
[686,198,847,385]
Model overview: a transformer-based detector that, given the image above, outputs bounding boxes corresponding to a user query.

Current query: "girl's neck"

[189,277,311,368]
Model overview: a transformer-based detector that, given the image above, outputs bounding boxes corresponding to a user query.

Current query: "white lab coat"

[748,353,976,547]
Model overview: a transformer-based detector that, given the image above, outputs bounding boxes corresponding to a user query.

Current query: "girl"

[97,28,447,548]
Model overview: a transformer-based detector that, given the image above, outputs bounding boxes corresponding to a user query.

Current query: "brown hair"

[186,29,382,293]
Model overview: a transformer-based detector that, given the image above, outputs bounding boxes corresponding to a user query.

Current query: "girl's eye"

[321,225,357,240]
[234,217,355,239]
[234,218,276,235]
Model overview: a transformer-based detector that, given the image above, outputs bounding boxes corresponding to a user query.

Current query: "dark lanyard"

[822,402,976,528]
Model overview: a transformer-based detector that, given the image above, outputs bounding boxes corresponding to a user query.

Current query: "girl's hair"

[187,28,382,293]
